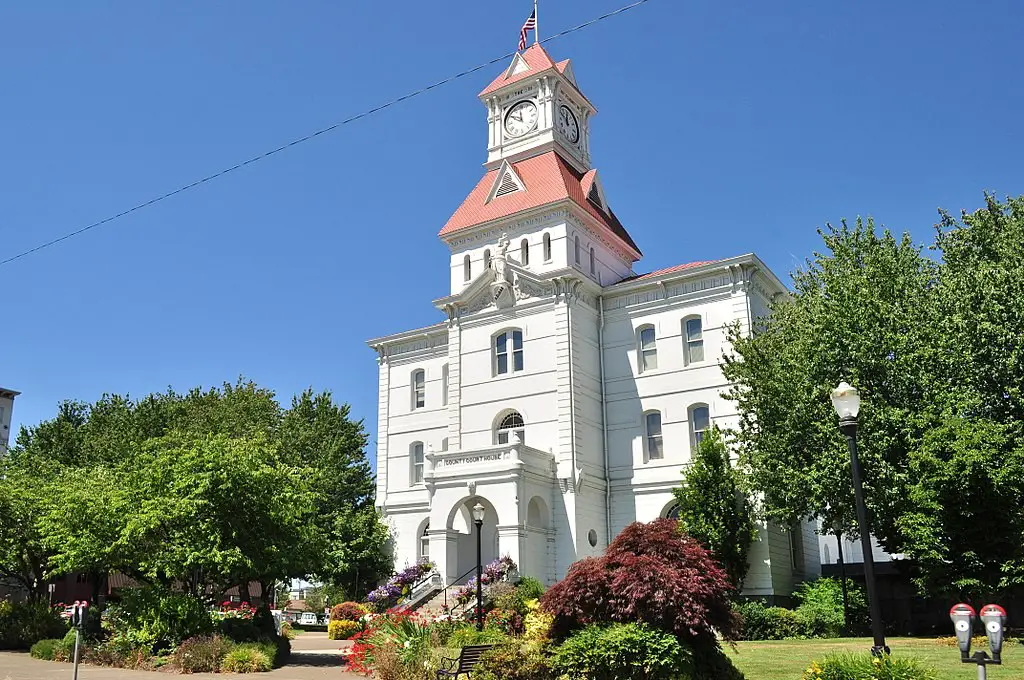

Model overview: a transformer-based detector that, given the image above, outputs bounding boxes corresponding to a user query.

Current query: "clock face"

[504,100,538,138]
[557,105,580,144]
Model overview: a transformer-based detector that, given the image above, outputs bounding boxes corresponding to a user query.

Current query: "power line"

[1,0,653,268]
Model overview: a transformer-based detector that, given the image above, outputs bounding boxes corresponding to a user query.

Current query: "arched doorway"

[525,496,551,583]
[446,497,500,582]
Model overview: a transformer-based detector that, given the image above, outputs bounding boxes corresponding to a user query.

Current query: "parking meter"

[950,603,976,657]
[980,604,1007,660]
[72,600,88,628]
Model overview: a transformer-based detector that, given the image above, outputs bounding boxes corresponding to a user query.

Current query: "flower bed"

[367,562,435,611]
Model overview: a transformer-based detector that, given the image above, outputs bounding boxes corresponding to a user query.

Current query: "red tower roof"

[439,151,641,258]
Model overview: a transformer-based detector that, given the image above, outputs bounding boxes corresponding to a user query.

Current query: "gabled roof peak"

[479,44,560,98]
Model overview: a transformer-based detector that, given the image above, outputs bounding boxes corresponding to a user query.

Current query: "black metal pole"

[835,529,850,635]
[840,418,888,655]
[475,518,484,632]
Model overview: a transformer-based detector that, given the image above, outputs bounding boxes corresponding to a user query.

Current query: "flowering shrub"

[367,562,435,611]
[216,601,256,620]
[171,635,235,673]
[474,641,554,680]
[328,619,362,640]
[330,601,367,622]
[484,608,523,636]
[540,519,738,644]
[346,609,437,675]
[523,599,553,641]
[453,556,518,606]
[802,653,937,680]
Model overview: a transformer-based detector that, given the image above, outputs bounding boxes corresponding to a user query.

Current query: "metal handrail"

[442,567,480,612]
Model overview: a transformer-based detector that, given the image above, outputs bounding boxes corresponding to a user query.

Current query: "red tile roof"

[438,151,641,258]
[617,260,722,284]
[479,44,559,97]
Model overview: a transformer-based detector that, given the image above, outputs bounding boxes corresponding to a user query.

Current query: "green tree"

[671,427,756,590]
[723,219,938,551]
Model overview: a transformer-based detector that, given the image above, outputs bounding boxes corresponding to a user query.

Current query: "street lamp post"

[472,503,485,632]
[831,381,889,656]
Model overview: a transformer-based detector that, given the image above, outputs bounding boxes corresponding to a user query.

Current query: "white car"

[298,612,318,626]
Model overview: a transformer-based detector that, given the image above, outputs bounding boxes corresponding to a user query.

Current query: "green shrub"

[83,636,153,670]
[446,624,510,648]
[104,588,213,651]
[53,629,80,661]
[794,577,869,637]
[802,653,937,680]
[0,599,69,649]
[328,619,362,640]
[474,641,554,680]
[221,644,272,672]
[552,622,693,680]
[516,576,546,601]
[736,601,800,640]
[171,635,235,673]
[30,638,61,660]
[219,616,264,642]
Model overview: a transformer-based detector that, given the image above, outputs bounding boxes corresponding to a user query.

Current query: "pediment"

[435,260,555,318]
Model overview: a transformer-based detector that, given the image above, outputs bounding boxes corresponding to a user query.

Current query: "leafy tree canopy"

[724,196,1024,597]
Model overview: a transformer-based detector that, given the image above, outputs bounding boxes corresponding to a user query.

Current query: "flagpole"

[534,0,539,43]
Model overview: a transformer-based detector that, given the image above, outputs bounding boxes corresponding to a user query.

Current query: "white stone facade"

[368,46,819,599]
[0,387,18,453]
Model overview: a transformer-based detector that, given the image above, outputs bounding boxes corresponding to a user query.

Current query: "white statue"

[492,234,510,285]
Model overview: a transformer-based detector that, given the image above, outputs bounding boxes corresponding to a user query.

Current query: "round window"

[587,529,598,547]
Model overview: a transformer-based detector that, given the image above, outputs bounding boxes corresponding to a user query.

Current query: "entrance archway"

[446,497,500,582]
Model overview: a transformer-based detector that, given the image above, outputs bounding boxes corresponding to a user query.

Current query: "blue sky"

[3,1,1022,457]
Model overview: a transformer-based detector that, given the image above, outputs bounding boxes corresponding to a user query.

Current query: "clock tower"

[480,44,594,172]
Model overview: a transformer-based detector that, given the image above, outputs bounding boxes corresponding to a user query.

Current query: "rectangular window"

[639,327,658,372]
[419,535,430,564]
[543,234,552,261]
[685,318,704,363]
[412,442,424,483]
[412,370,425,409]
[495,330,524,375]
[691,406,710,445]
[646,412,663,460]
[441,364,449,407]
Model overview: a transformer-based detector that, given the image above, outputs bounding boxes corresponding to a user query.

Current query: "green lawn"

[726,638,1024,680]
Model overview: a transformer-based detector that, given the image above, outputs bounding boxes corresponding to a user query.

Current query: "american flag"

[519,10,536,51]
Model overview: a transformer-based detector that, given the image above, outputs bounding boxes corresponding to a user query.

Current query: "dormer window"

[521,239,530,266]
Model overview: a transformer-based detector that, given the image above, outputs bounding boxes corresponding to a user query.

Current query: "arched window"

[637,325,657,372]
[683,316,704,364]
[520,238,530,266]
[589,247,596,274]
[664,502,681,519]
[441,364,449,407]
[484,249,492,270]
[410,441,424,484]
[419,522,430,564]
[574,235,581,264]
[463,254,471,282]
[690,404,710,446]
[645,411,663,460]
[543,233,552,262]
[496,411,525,444]
[494,329,524,375]
[411,369,425,409]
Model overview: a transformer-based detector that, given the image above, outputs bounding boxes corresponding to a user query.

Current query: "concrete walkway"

[0,633,361,680]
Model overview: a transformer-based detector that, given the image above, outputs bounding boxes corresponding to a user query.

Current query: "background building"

[0,387,19,453]
[369,45,818,601]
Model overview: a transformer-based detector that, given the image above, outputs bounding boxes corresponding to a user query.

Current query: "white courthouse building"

[368,45,818,600]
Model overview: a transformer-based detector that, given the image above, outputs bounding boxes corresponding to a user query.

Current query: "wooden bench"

[435,644,493,679]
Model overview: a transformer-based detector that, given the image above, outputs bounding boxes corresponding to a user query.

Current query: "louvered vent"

[495,171,522,197]
[587,183,603,209]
